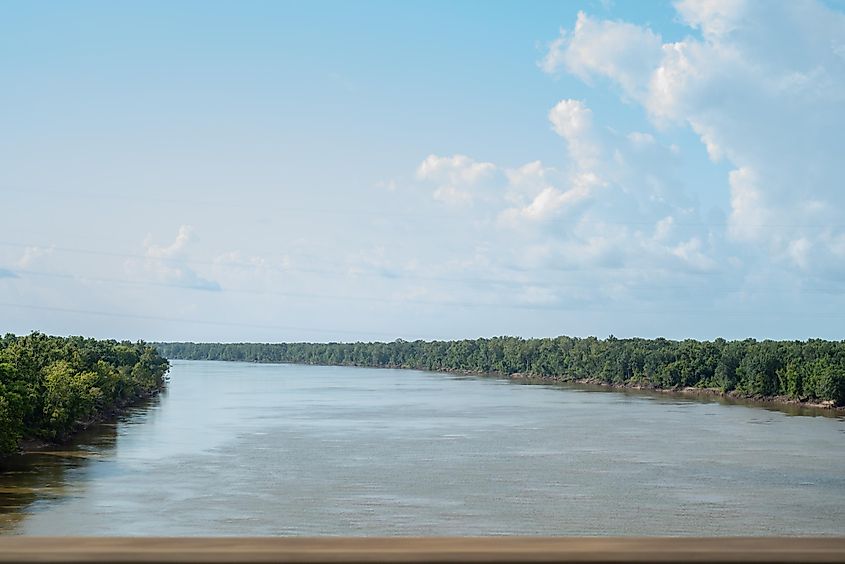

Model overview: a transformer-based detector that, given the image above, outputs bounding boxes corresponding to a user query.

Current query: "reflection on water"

[1,361,844,536]
[0,396,161,533]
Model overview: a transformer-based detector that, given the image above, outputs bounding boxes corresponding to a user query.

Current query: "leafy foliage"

[157,337,845,406]
[0,333,169,456]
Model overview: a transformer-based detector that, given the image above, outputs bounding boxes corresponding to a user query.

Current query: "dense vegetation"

[0,333,169,457]
[158,337,845,406]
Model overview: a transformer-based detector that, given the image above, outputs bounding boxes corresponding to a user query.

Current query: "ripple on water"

[2,360,845,536]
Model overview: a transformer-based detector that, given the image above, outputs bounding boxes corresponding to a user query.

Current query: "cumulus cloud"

[541,11,663,100]
[541,0,845,276]
[671,237,719,272]
[419,92,712,287]
[416,154,498,205]
[726,166,766,242]
[674,0,749,39]
[548,99,602,170]
[500,168,602,225]
[125,226,221,291]
[500,99,607,223]
[419,100,608,226]
[400,0,844,322]
[144,225,192,260]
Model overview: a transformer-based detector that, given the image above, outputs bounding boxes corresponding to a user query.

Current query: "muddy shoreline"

[370,363,844,415]
[219,358,845,416]
[499,371,845,415]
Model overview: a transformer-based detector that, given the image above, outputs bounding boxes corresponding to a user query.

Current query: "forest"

[0,333,170,457]
[157,336,845,406]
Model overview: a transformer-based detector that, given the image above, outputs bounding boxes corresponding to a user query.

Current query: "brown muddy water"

[1,360,844,536]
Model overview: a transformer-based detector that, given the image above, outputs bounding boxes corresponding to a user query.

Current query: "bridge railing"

[0,537,844,563]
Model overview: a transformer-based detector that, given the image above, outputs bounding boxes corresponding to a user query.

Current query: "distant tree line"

[156,337,845,407]
[0,333,170,457]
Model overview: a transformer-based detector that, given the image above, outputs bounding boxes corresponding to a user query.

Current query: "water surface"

[2,360,844,535]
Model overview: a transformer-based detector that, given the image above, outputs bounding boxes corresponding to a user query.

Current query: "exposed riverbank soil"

[502,371,844,414]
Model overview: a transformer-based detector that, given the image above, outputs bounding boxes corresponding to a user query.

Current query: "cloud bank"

[409,0,845,312]
[541,0,845,275]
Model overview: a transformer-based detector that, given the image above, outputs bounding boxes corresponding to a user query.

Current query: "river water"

[1,360,844,536]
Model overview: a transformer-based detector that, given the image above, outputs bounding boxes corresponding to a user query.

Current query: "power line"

[0,302,428,340]
[3,301,845,335]
[4,268,656,312]
[0,188,459,222]
[0,239,728,288]
[4,188,845,230]
[8,267,845,307]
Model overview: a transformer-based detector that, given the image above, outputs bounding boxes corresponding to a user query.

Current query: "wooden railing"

[0,537,844,563]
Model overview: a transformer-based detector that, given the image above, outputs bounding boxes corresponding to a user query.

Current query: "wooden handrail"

[0,537,844,563]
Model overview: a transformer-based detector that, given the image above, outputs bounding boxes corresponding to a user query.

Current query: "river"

[1,360,844,535]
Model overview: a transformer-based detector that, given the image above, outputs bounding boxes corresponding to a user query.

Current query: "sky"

[2,0,845,343]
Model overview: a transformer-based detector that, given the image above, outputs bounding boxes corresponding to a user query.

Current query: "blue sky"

[2,0,845,342]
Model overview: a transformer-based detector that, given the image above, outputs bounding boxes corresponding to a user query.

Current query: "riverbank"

[166,354,845,417]
[297,361,845,414]
[0,334,171,458]
[13,387,166,455]
[155,337,845,410]
[503,371,845,415]
[307,361,845,415]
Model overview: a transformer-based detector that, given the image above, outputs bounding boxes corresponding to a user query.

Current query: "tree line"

[0,333,170,457]
[156,336,845,406]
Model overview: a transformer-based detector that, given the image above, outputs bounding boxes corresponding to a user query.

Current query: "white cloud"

[126,226,221,291]
[786,237,811,270]
[542,12,663,100]
[505,160,553,197]
[144,225,192,260]
[674,0,749,39]
[548,99,602,170]
[416,154,498,206]
[726,166,766,242]
[671,237,718,271]
[542,0,845,277]
[500,171,602,225]
[548,99,591,140]
[416,95,715,296]
[395,0,845,328]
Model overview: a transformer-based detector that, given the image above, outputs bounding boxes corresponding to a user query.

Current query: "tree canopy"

[157,336,845,406]
[0,333,169,457]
